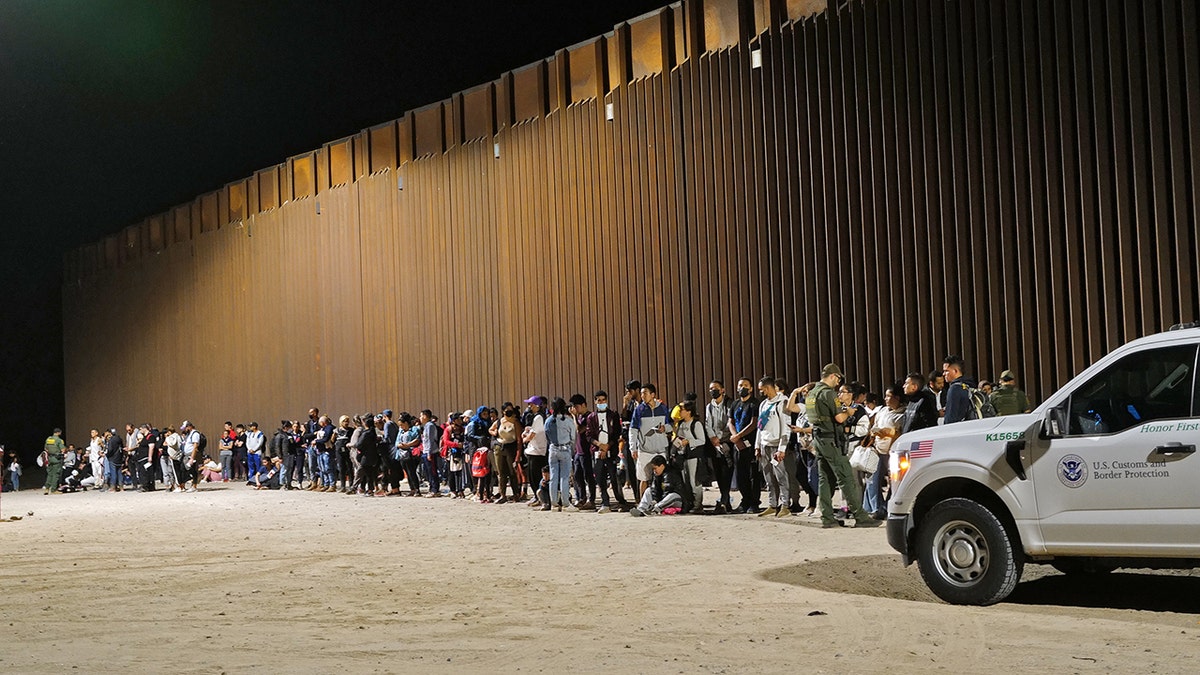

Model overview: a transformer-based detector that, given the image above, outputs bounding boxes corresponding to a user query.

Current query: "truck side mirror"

[1040,407,1067,440]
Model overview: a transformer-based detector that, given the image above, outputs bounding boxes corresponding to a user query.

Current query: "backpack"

[685,420,712,460]
[963,384,996,420]
[198,432,208,452]
[470,449,490,478]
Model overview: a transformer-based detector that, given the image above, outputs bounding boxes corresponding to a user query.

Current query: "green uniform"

[43,435,65,491]
[989,385,1029,416]
[805,382,871,526]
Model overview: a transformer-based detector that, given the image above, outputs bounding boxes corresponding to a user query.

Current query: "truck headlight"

[890,450,910,486]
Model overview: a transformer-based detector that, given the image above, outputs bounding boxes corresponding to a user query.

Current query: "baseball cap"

[821,363,844,378]
[180,420,192,429]
[1000,369,1015,382]
[382,409,393,417]
[524,395,547,406]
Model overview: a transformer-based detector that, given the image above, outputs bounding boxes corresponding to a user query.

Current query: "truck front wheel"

[915,497,1023,605]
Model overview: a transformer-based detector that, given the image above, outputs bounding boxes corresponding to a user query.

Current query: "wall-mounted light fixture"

[494,142,501,159]
[397,174,404,191]
[605,103,614,121]
[751,49,763,69]
[315,199,321,215]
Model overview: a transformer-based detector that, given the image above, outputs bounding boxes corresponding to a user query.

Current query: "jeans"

[758,448,789,509]
[547,445,572,507]
[572,451,595,504]
[796,448,818,510]
[247,453,263,482]
[284,452,304,486]
[318,451,333,487]
[306,445,319,481]
[593,454,626,507]
[104,458,121,490]
[424,454,441,494]
[219,451,233,480]
[735,445,760,510]
[862,456,887,516]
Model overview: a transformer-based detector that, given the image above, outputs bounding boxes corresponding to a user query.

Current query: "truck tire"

[915,497,1023,605]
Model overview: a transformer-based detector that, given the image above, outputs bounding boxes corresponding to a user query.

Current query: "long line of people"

[23,356,1031,527]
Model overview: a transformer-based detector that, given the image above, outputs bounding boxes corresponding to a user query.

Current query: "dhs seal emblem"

[1058,454,1088,488]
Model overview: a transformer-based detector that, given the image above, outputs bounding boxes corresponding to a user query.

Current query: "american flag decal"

[909,440,933,459]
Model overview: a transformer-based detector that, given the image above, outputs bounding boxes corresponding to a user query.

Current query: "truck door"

[1030,343,1200,555]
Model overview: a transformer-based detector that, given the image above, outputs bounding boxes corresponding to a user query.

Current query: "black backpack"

[198,432,208,452]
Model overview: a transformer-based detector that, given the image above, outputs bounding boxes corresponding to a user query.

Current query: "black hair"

[594,390,608,399]
[774,378,788,391]
[927,369,942,382]
[848,381,867,397]
[710,379,724,387]
[625,379,642,391]
[757,374,775,387]
[642,383,657,394]
[649,455,668,468]
[943,354,965,369]
[683,391,698,402]
[679,400,697,416]
[569,393,587,406]
[907,372,928,387]
[865,392,883,407]
[549,397,569,416]
[420,409,434,420]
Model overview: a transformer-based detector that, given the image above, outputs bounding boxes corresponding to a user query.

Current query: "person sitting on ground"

[255,457,283,490]
[630,455,686,517]
[200,456,223,482]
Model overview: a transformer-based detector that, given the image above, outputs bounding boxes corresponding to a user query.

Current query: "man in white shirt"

[755,376,790,517]
[245,421,266,484]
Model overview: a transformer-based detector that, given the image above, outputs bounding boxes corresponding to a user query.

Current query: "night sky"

[0,0,666,458]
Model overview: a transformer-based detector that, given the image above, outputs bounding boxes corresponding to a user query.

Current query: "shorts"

[635,450,664,482]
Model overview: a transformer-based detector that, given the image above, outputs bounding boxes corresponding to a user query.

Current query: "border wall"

[63,0,1200,437]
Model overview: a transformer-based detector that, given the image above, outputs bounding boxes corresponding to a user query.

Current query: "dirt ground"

[1,485,1197,673]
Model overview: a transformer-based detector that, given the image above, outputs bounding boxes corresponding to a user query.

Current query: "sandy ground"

[1,484,1197,674]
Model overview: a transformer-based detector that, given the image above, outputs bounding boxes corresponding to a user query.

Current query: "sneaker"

[854,516,883,528]
[185,487,196,493]
[758,507,778,517]
[597,505,611,514]
[629,507,645,517]
[541,505,552,511]
[776,507,794,518]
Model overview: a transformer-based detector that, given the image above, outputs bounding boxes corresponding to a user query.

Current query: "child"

[8,454,21,492]
[471,446,490,502]
[630,455,685,517]
[537,465,551,511]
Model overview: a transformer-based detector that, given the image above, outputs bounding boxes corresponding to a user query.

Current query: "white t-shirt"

[524,414,547,456]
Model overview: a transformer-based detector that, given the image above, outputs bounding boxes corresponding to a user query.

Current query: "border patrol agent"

[805,364,880,528]
[43,428,65,494]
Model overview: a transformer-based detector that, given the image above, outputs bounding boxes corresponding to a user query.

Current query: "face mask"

[596,403,608,412]
[738,387,751,398]
[710,390,722,400]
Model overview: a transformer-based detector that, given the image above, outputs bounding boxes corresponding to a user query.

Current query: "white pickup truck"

[887,325,1200,605]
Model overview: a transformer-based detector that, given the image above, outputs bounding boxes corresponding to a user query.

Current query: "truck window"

[1066,344,1197,436]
